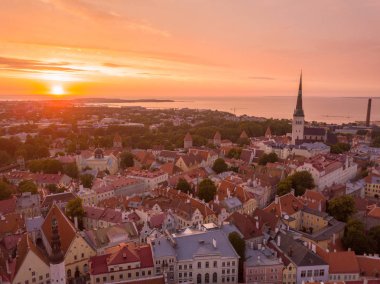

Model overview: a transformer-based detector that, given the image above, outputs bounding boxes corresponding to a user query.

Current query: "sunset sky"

[1,0,380,98]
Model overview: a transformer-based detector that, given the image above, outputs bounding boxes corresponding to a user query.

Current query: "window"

[142,271,145,276]
[314,270,319,277]
[197,274,202,284]
[46,274,49,278]
[206,262,209,268]
[136,272,139,277]
[198,262,201,269]
[213,261,217,268]
[102,277,106,281]
[205,273,210,283]
[213,272,217,283]
[96,278,100,283]
[119,274,123,279]
[128,273,131,278]
[110,276,114,281]
[179,265,182,270]
[32,272,35,276]
[301,271,306,277]
[307,270,312,277]
[320,270,325,276]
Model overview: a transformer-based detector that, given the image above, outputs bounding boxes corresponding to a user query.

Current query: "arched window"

[213,272,217,283]
[67,269,72,278]
[205,273,210,283]
[197,274,202,284]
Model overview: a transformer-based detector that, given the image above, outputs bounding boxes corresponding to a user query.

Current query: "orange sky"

[0,0,380,98]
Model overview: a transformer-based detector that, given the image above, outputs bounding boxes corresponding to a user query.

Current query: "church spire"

[294,71,304,117]
[49,216,64,264]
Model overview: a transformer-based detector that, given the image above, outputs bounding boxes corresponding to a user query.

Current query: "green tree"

[0,181,12,200]
[330,143,351,154]
[227,148,241,159]
[46,184,64,194]
[228,232,246,283]
[258,152,278,165]
[277,178,293,196]
[63,163,79,179]
[368,225,380,254]
[18,180,38,194]
[342,219,375,255]
[80,174,94,188]
[120,151,134,169]
[327,195,356,222]
[212,158,228,174]
[65,198,85,230]
[290,171,315,196]
[176,178,192,194]
[197,178,217,202]
[276,171,315,196]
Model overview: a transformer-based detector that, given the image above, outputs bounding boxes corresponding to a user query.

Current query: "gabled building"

[11,233,50,284]
[41,203,96,281]
[89,243,155,284]
[269,231,329,284]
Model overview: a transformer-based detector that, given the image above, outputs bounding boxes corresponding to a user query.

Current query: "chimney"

[366,98,372,127]
[74,216,79,229]
[212,238,217,248]
[274,195,279,204]
[277,235,281,247]
[256,221,259,229]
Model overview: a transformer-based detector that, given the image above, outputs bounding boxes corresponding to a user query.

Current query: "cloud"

[0,56,83,73]
[39,0,170,37]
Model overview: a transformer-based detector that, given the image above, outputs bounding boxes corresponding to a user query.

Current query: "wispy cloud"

[0,56,82,73]
[39,0,170,37]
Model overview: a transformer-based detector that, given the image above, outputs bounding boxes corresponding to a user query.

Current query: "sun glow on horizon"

[51,84,65,96]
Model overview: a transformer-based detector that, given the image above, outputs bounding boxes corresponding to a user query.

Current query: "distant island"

[71,98,174,103]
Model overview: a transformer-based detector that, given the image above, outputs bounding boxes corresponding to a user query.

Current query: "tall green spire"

[294,71,304,117]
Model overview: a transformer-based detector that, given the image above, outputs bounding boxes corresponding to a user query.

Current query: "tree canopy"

[0,181,12,200]
[342,219,375,255]
[277,171,315,196]
[258,152,278,165]
[176,178,192,194]
[327,195,356,222]
[120,151,134,169]
[330,143,351,154]
[66,197,85,229]
[197,178,217,202]
[212,158,228,174]
[18,180,38,194]
[80,174,94,188]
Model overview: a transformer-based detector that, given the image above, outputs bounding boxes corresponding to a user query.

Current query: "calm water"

[86,96,379,124]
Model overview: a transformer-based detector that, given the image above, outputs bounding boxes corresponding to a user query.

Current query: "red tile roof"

[0,196,17,215]
[90,243,153,275]
[41,203,76,255]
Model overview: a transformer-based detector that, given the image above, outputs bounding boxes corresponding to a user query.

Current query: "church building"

[291,72,327,145]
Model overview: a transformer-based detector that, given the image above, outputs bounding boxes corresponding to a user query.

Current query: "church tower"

[291,72,305,144]
[49,216,66,284]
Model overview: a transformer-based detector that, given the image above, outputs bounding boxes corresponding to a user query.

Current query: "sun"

[51,84,65,96]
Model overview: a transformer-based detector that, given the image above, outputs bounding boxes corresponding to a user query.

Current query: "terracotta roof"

[115,276,165,284]
[356,255,380,278]
[264,193,304,217]
[240,131,248,139]
[90,243,153,275]
[0,196,17,215]
[317,249,359,274]
[41,203,76,255]
[368,206,380,219]
[226,212,262,239]
[0,213,24,237]
[14,233,48,278]
[298,189,326,211]
[41,192,77,209]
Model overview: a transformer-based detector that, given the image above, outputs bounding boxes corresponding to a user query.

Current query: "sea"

[85,96,379,125]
